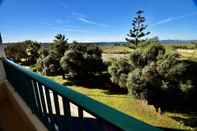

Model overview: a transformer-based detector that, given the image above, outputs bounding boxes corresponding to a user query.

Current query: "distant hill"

[92,40,197,45]
[3,40,197,47]
[160,40,197,44]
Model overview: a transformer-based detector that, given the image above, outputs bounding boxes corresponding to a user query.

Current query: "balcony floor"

[0,99,29,131]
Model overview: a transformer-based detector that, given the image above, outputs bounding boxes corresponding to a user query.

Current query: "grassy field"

[176,49,197,62]
[47,75,194,130]
[33,45,197,130]
[101,45,197,62]
[100,45,132,54]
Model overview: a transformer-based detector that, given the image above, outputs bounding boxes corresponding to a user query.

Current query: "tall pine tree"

[126,10,150,48]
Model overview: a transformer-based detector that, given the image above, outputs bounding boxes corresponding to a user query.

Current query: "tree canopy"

[126,10,150,48]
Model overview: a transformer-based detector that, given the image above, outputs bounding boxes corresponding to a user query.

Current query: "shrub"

[108,59,133,89]
[108,41,190,112]
[25,40,41,65]
[36,34,68,76]
[5,43,27,62]
[41,51,62,76]
[60,44,105,80]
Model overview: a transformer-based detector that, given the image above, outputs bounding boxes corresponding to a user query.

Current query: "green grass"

[42,45,197,130]
[47,75,194,130]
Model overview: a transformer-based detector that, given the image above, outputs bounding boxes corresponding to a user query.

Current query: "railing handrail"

[3,59,162,131]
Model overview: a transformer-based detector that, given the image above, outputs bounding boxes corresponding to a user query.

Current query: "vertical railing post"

[45,88,56,131]
[37,83,50,128]
[63,98,72,131]
[53,93,60,115]
[78,107,84,130]
[32,80,43,119]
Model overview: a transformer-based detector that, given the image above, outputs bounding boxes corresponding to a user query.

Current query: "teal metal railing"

[3,59,162,131]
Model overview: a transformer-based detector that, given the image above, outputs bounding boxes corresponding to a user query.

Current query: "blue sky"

[0,0,197,42]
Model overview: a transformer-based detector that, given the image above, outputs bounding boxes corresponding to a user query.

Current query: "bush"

[25,40,41,65]
[5,43,27,62]
[5,40,41,65]
[60,44,105,80]
[108,41,190,112]
[108,59,133,89]
[41,51,62,76]
[36,34,68,76]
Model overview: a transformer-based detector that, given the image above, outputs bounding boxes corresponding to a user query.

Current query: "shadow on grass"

[169,113,197,130]
[62,73,128,95]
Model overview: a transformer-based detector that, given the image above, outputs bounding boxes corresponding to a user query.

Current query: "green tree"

[108,59,133,89]
[36,48,49,72]
[60,44,105,80]
[5,43,27,62]
[25,40,41,65]
[51,34,68,57]
[108,42,188,112]
[126,10,150,48]
[38,34,69,76]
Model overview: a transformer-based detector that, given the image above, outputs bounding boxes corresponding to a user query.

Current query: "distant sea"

[93,40,197,45]
[3,40,197,46]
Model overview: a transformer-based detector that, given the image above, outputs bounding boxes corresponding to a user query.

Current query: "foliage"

[126,10,150,48]
[60,49,85,79]
[5,40,41,65]
[49,75,193,130]
[37,34,68,76]
[36,48,49,72]
[38,48,49,58]
[108,41,190,112]
[60,44,105,80]
[108,59,133,88]
[191,41,197,48]
[5,43,28,62]
[50,34,69,57]
[25,40,41,65]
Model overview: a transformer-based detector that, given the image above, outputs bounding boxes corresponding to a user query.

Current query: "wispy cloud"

[152,12,197,26]
[78,18,96,25]
[70,11,109,27]
[78,17,109,27]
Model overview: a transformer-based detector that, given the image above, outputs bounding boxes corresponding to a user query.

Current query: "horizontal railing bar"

[3,59,162,131]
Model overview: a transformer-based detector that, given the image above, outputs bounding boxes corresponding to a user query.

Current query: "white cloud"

[78,17,109,27]
[152,12,197,26]
[78,18,96,24]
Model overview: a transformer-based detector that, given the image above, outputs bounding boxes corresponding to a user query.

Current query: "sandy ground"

[102,53,129,62]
